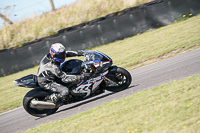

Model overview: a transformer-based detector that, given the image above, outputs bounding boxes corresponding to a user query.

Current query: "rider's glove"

[77,50,84,56]
[76,72,91,81]
[61,75,78,83]
[83,72,92,77]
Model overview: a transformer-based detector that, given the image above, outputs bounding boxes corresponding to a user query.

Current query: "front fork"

[104,65,118,87]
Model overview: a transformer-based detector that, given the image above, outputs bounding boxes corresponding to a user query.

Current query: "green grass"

[0,15,200,114]
[91,14,200,70]
[24,74,200,133]
[0,66,37,113]
[0,0,152,50]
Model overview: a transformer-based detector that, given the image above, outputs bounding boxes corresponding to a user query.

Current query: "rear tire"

[102,67,132,92]
[23,88,59,117]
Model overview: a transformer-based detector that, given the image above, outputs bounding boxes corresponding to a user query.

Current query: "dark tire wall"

[23,88,59,117]
[102,67,132,92]
[0,0,200,77]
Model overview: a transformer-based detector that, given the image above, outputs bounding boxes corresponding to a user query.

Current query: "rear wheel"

[101,67,132,92]
[23,88,59,117]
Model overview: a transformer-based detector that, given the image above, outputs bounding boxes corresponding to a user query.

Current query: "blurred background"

[0,0,78,28]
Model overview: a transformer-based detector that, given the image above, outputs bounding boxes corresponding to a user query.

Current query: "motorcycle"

[14,50,132,117]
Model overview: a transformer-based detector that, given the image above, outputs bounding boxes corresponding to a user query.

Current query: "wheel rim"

[116,73,127,85]
[105,72,127,87]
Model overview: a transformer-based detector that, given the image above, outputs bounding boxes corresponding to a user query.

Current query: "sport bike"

[14,50,132,117]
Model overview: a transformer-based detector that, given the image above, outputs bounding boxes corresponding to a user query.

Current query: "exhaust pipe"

[30,101,57,109]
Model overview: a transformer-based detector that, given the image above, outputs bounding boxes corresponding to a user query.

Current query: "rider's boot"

[49,93,63,106]
[49,93,59,102]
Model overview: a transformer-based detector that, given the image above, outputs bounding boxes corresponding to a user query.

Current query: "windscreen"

[84,51,103,62]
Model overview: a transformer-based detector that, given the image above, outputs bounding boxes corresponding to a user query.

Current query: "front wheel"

[23,88,59,117]
[101,67,132,92]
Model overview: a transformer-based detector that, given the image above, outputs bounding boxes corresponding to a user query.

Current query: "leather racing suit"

[37,51,84,100]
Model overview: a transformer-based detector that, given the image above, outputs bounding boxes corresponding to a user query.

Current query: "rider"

[37,43,86,103]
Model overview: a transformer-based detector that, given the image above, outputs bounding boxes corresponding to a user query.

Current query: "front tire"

[102,67,132,92]
[23,88,59,117]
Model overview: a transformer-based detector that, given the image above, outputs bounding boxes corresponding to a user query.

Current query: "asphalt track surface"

[1,48,200,133]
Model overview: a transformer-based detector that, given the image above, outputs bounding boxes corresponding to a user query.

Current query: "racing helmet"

[50,43,66,63]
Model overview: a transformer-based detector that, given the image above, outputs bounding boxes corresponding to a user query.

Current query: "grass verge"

[0,15,200,114]
[24,74,200,133]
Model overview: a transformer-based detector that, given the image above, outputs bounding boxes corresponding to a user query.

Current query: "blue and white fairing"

[72,71,108,97]
[71,50,112,97]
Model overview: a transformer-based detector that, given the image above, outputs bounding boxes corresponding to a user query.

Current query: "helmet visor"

[54,52,66,60]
